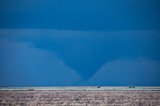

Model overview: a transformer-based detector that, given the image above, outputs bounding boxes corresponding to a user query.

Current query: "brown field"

[0,87,160,106]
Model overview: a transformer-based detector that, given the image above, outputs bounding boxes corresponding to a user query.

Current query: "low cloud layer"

[84,58,160,86]
[0,29,160,86]
[0,39,81,86]
[1,29,160,79]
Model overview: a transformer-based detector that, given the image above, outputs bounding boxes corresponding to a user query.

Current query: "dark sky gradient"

[0,0,160,30]
[0,0,160,86]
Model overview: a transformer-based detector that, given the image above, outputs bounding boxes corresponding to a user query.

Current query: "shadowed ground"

[0,87,160,106]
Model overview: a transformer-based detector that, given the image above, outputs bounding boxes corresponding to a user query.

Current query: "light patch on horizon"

[84,58,160,86]
[0,39,81,86]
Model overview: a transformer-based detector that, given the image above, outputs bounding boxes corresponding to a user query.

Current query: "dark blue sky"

[0,0,160,30]
[0,0,160,86]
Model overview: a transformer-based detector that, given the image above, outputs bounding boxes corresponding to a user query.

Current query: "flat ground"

[0,87,160,106]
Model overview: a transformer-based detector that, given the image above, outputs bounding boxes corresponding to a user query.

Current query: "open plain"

[0,87,160,106]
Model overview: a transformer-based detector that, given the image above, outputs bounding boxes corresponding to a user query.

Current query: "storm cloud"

[0,29,160,80]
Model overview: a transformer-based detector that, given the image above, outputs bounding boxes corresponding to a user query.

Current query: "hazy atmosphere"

[0,0,160,86]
